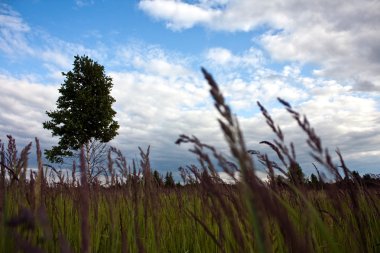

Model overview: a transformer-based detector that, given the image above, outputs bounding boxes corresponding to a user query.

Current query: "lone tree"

[43,55,119,165]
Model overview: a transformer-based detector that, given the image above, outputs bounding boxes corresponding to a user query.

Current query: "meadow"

[0,69,379,253]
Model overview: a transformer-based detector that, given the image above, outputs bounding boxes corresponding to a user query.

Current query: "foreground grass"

[1,179,379,253]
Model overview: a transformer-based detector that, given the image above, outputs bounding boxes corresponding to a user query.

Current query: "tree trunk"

[85,141,91,182]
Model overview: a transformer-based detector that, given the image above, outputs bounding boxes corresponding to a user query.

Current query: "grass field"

[0,69,379,253]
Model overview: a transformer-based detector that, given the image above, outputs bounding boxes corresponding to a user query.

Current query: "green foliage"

[153,170,163,186]
[288,163,305,185]
[43,55,119,163]
[164,172,175,187]
[309,173,320,189]
[351,170,362,182]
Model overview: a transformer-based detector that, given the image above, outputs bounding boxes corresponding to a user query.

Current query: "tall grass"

[0,69,379,252]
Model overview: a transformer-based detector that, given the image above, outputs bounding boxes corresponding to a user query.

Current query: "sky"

[0,0,379,178]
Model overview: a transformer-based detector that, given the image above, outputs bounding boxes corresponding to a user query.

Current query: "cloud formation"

[139,0,221,30]
[0,3,33,56]
[0,74,58,146]
[0,2,379,177]
[139,0,380,91]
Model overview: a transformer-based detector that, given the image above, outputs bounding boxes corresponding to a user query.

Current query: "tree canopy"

[43,55,119,163]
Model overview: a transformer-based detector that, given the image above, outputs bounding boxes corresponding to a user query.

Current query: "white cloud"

[0,74,59,147]
[139,0,221,30]
[203,49,309,109]
[41,50,72,69]
[0,4,109,83]
[38,33,108,68]
[108,63,222,162]
[93,44,226,166]
[0,5,29,32]
[206,47,262,67]
[115,43,193,78]
[206,47,232,64]
[139,0,380,91]
[241,79,380,174]
[0,4,33,56]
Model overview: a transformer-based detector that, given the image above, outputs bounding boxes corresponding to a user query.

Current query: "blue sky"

[1,0,380,178]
